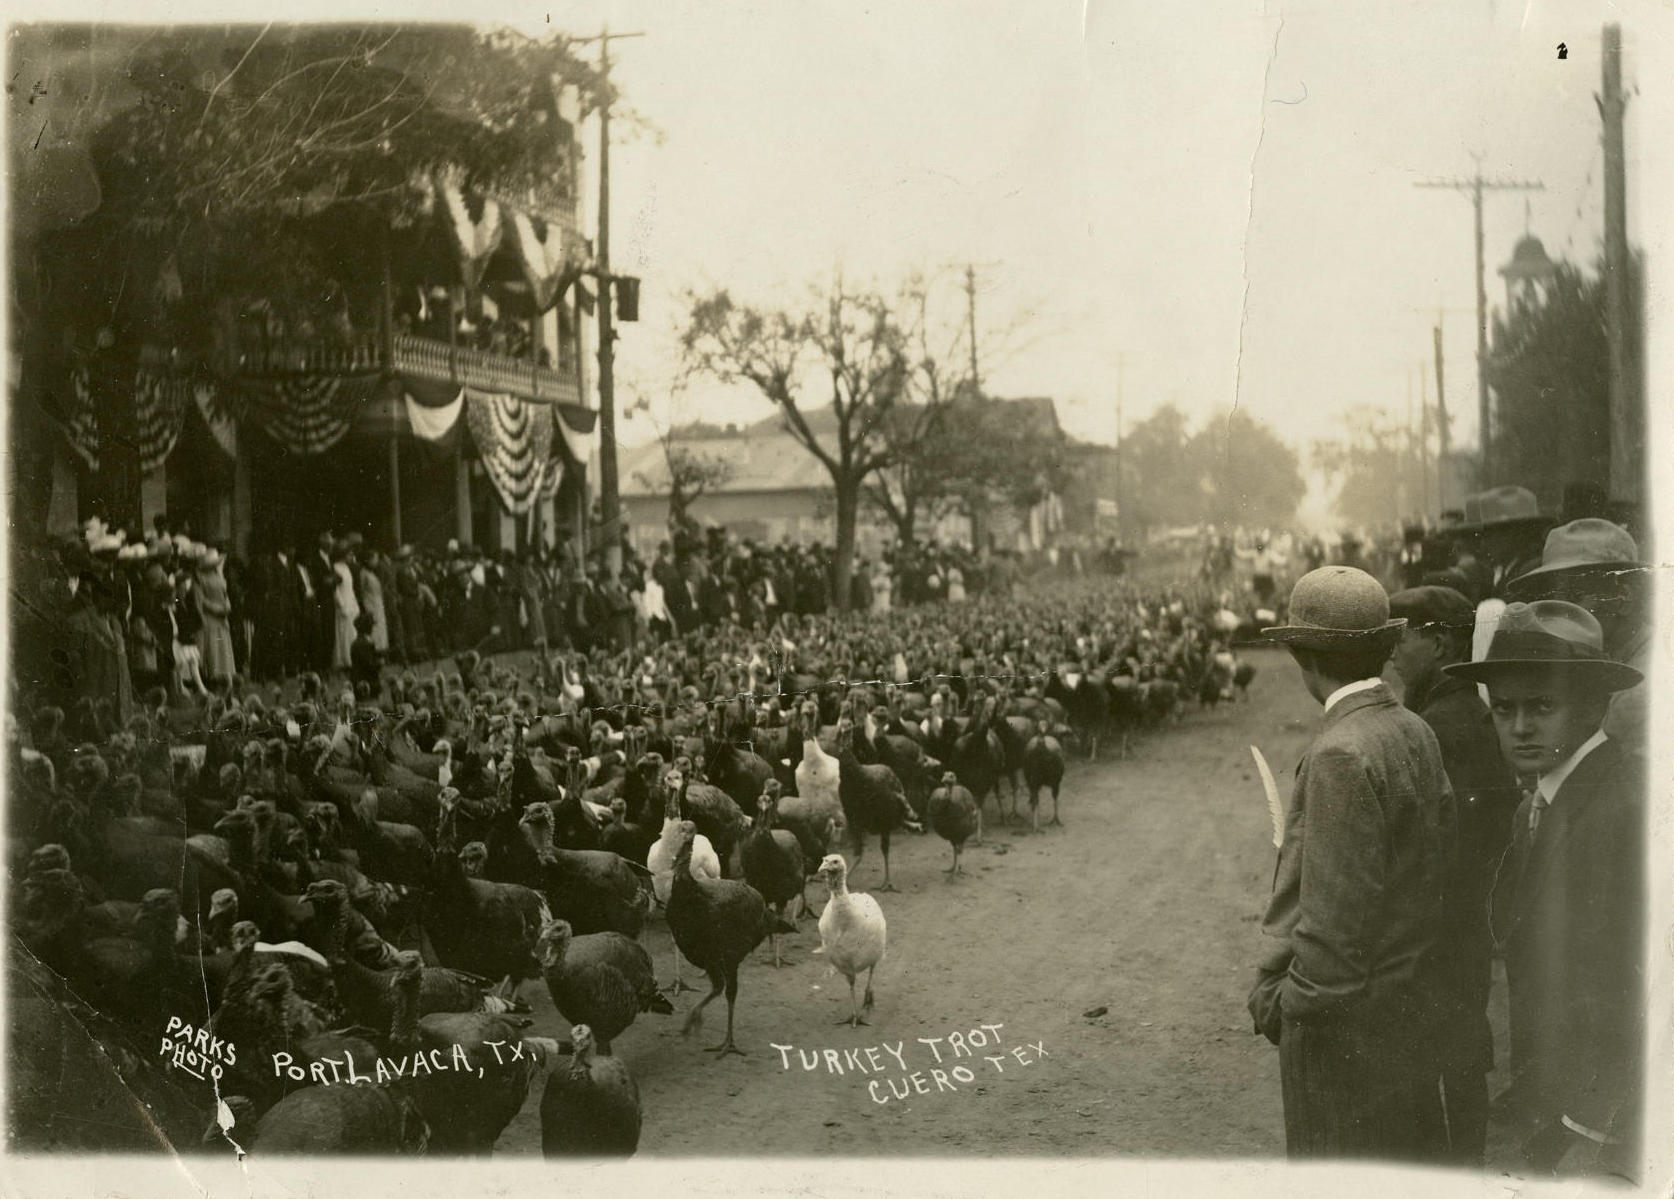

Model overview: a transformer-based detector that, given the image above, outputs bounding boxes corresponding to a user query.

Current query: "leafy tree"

[1194,407,1306,531]
[681,284,909,611]
[1116,404,1197,535]
[1486,261,1614,506]
[1118,403,1302,535]
[1313,406,1421,531]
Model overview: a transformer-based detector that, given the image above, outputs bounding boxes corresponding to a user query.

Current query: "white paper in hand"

[1249,745,1284,849]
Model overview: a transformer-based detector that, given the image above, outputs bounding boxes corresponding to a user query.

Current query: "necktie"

[1527,788,1549,841]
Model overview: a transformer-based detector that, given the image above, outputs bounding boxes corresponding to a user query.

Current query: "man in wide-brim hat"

[1456,485,1554,590]
[1501,518,1649,761]
[1443,600,1643,1181]
[1249,566,1454,1161]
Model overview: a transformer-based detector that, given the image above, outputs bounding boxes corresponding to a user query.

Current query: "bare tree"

[681,281,909,610]
[637,420,733,555]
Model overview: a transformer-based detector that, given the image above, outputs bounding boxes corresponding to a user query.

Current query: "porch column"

[232,448,253,556]
[47,445,78,535]
[140,465,167,528]
[454,441,472,545]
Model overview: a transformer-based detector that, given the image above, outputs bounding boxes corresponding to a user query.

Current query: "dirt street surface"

[502,645,1522,1161]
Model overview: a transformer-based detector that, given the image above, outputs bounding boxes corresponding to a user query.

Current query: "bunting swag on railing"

[464,388,556,516]
[508,210,574,312]
[554,402,594,467]
[65,364,193,473]
[436,170,503,292]
[236,373,383,455]
[404,387,464,442]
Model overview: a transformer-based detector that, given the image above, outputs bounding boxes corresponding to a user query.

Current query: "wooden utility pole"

[575,27,644,578]
[1418,365,1432,518]
[1415,169,1543,486]
[964,264,980,388]
[1598,23,1638,505]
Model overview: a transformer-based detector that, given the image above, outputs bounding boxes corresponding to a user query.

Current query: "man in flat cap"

[1451,601,1645,1181]
[1249,566,1456,1161]
[1388,584,1520,1165]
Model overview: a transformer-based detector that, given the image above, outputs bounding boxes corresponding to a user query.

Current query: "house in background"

[619,396,1068,556]
[1059,440,1122,539]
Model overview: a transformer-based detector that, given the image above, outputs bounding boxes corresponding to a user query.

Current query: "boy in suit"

[1387,584,1520,1163]
[1449,600,1645,1181]
[1250,566,1456,1161]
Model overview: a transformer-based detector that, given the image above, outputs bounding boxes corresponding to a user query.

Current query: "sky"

[497,0,1653,495]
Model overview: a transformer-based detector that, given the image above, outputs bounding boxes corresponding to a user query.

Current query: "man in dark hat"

[1459,485,1554,594]
[1249,566,1455,1161]
[1457,486,1557,702]
[1448,601,1644,1181]
[1387,584,1520,1165]
[1503,518,1649,762]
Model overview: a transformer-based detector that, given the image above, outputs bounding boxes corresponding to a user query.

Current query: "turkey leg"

[705,972,746,1057]
[875,831,897,892]
[665,944,698,995]
[838,976,869,1027]
[683,970,722,1037]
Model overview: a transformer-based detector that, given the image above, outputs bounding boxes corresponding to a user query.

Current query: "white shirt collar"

[1536,729,1608,803]
[1323,677,1382,713]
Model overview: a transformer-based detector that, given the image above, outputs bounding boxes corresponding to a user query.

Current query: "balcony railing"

[393,334,582,407]
[231,334,385,376]
[191,331,585,410]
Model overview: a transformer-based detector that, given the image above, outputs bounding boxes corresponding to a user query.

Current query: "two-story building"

[21,26,602,559]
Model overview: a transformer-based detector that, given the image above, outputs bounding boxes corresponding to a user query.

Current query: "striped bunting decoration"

[64,364,192,473]
[463,388,557,515]
[236,372,385,456]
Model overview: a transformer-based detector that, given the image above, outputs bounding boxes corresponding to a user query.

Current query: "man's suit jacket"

[699,575,734,626]
[1491,736,1645,1141]
[1407,671,1520,1074]
[664,576,696,632]
[1252,682,1456,1030]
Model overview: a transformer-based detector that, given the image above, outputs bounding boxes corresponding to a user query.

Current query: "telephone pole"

[1418,365,1432,518]
[575,26,645,578]
[1598,23,1639,505]
[1415,167,1543,487]
[964,264,980,388]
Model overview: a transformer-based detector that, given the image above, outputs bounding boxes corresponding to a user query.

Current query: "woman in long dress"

[359,552,389,651]
[195,550,238,688]
[946,564,966,604]
[332,550,361,671]
[871,567,893,613]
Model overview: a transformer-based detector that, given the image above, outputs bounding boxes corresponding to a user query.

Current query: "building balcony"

[393,333,581,408]
[203,331,585,410]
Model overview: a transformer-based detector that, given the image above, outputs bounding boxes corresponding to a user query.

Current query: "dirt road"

[503,645,1326,1157]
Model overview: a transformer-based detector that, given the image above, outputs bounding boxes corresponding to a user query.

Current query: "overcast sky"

[495,0,1654,523]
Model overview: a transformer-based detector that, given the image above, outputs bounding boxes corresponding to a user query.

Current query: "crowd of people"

[1249,482,1649,1182]
[13,511,1055,726]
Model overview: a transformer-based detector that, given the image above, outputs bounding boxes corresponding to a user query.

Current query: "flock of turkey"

[13,585,1257,1157]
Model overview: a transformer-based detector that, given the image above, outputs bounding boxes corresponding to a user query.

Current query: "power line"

[1414,167,1543,484]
